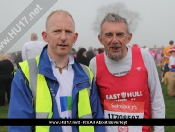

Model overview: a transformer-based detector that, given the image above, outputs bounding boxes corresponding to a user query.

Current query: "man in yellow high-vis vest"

[8,10,105,132]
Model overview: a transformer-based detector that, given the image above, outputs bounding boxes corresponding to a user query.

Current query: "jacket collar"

[38,45,89,84]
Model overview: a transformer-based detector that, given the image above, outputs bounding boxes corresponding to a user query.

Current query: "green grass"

[0,99,8,132]
[157,66,175,132]
[0,66,175,132]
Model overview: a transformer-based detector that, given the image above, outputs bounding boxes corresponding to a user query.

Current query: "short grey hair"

[99,13,130,37]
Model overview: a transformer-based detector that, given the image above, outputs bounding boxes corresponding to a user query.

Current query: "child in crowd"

[164,47,175,97]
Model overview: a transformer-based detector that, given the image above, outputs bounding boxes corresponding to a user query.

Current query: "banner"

[0,119,175,126]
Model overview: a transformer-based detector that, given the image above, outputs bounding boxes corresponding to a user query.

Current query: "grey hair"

[99,13,130,37]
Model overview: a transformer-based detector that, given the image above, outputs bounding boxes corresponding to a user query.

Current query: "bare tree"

[92,2,141,34]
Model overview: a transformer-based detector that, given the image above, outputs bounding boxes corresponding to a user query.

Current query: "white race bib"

[104,100,144,132]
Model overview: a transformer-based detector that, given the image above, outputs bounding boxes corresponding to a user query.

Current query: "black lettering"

[123,115,127,119]
[119,115,122,119]
[115,114,119,119]
[128,115,131,119]
[132,116,135,119]
[108,114,111,119]
[111,114,115,119]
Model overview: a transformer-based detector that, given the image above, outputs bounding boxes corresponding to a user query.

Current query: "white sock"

[161,78,164,82]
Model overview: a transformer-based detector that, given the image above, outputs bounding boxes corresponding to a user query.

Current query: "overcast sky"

[1,0,175,53]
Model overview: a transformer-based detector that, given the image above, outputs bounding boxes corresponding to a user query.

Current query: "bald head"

[46,10,75,31]
[31,33,38,41]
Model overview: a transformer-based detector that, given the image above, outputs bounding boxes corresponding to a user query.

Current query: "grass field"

[0,66,175,132]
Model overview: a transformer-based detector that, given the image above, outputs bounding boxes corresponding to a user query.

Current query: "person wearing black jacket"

[86,47,95,61]
[76,48,90,66]
[0,55,14,106]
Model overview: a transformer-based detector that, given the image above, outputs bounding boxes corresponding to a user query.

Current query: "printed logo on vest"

[118,126,129,132]
[136,67,141,71]
[60,96,72,112]
[121,92,127,99]
[113,70,130,76]
[106,91,143,101]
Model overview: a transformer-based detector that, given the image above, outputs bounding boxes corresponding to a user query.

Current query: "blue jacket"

[8,46,105,132]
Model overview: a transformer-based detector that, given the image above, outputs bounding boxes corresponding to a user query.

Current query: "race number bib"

[104,100,144,132]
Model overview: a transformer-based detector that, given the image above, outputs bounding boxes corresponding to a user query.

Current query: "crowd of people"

[72,46,104,66]
[0,9,174,132]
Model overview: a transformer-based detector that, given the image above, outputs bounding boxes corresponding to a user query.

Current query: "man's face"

[42,13,78,57]
[98,21,132,61]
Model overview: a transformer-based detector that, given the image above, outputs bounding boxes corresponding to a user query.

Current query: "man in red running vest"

[89,13,165,132]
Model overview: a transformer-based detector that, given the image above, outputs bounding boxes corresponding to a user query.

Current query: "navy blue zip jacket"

[8,46,105,132]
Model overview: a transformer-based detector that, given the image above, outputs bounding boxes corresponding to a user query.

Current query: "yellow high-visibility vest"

[18,56,95,132]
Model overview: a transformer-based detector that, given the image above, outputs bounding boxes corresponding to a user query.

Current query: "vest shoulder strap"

[27,58,38,105]
[28,58,38,81]
[18,57,39,108]
[80,64,94,95]
[80,64,93,83]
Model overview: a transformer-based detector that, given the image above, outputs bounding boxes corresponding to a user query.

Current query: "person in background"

[163,40,174,77]
[168,47,175,69]
[22,33,45,60]
[156,50,162,66]
[160,46,164,54]
[76,48,90,66]
[94,48,98,55]
[143,46,149,51]
[89,13,165,132]
[74,46,83,58]
[14,51,23,64]
[86,46,95,61]
[164,64,175,97]
[71,47,76,57]
[163,47,175,94]
[97,48,104,54]
[8,9,104,132]
[132,43,139,48]
[0,54,14,106]
[160,53,165,83]
[150,50,156,60]
[153,45,158,59]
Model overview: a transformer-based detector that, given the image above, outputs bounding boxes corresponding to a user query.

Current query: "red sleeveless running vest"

[96,47,151,132]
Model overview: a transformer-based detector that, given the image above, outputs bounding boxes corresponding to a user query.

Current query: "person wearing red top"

[89,13,165,132]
